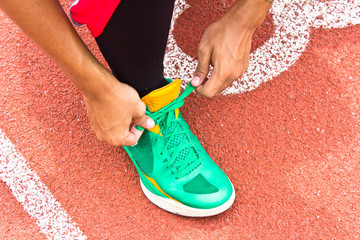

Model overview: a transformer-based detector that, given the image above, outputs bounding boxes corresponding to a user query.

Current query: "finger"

[217,76,238,96]
[217,62,249,96]
[241,34,252,74]
[217,63,246,96]
[132,101,155,130]
[123,125,144,146]
[195,63,226,98]
[133,114,155,130]
[191,44,212,87]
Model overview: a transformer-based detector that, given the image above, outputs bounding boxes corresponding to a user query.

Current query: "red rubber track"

[1,0,359,239]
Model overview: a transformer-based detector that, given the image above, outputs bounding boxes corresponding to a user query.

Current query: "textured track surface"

[1,0,360,239]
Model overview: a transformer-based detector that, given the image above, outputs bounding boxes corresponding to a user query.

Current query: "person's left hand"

[191,0,272,97]
[191,19,253,97]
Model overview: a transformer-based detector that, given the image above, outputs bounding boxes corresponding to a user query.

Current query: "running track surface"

[1,0,360,239]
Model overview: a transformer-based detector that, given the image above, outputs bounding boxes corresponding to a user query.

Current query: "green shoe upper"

[125,79,233,209]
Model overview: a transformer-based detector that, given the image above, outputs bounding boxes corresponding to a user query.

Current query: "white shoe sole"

[140,180,235,217]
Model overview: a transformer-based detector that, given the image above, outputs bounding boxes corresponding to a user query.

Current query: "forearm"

[0,0,113,98]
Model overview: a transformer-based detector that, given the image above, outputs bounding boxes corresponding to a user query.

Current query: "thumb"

[191,47,211,87]
[133,114,155,131]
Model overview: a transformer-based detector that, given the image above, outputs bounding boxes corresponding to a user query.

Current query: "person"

[0,0,272,216]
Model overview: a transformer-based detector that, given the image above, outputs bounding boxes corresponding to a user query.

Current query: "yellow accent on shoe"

[141,79,182,112]
[142,171,182,204]
[148,124,162,136]
[175,108,179,119]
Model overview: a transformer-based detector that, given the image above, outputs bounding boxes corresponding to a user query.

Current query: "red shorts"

[70,0,121,37]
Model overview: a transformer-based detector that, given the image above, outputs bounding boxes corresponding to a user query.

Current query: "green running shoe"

[123,79,235,217]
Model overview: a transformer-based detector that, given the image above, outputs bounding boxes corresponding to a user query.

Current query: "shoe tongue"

[141,79,182,112]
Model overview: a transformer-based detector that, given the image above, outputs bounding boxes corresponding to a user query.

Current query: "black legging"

[95,0,175,97]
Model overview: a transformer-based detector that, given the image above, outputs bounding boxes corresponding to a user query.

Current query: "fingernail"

[147,118,155,129]
[130,142,138,147]
[192,76,201,86]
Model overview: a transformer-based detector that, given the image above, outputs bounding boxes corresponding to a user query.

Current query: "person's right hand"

[83,76,155,146]
[0,0,155,147]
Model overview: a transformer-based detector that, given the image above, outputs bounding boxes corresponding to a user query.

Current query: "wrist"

[221,0,272,30]
[66,55,118,100]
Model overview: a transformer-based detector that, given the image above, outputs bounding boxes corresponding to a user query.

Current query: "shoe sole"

[140,180,236,217]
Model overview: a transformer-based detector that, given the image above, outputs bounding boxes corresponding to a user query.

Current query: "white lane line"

[0,128,86,240]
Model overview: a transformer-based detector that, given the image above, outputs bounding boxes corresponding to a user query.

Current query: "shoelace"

[136,84,202,179]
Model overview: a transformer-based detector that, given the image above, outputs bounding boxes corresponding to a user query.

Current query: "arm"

[0,0,154,146]
[191,0,272,97]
